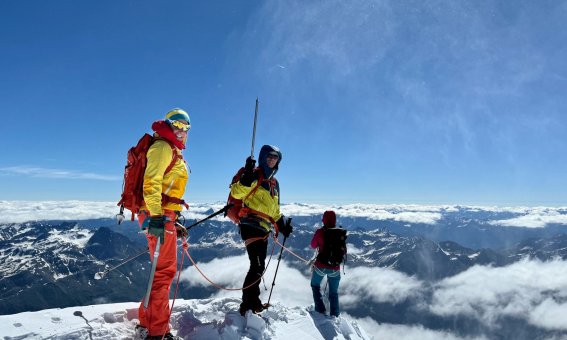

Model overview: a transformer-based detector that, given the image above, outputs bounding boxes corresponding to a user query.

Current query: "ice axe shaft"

[250,98,259,159]
[143,237,162,309]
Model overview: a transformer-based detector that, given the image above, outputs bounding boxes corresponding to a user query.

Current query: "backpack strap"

[238,171,279,232]
[243,171,263,201]
[162,194,189,210]
[154,137,181,175]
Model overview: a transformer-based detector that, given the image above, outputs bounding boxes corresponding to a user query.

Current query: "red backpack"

[117,134,178,221]
[225,168,264,224]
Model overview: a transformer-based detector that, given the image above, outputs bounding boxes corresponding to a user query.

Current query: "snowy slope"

[0,297,369,340]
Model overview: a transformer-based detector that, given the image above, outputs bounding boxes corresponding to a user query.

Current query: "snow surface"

[0,297,370,340]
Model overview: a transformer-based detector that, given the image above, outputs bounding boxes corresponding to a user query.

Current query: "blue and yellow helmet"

[165,108,190,123]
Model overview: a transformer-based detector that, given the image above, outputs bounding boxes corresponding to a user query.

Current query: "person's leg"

[310,267,326,314]
[138,210,178,336]
[327,270,341,317]
[240,225,268,313]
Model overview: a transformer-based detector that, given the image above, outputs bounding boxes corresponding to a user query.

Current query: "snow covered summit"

[0,297,369,340]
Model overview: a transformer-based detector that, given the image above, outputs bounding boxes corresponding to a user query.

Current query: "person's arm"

[311,229,322,249]
[143,140,173,216]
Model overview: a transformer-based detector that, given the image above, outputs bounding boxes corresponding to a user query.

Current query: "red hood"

[151,120,186,150]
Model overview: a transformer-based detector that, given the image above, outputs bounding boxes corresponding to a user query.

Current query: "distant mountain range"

[3,216,567,311]
[3,209,567,339]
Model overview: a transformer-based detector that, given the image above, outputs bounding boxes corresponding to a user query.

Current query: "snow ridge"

[0,297,369,340]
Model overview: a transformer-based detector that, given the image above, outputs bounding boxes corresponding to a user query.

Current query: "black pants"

[240,224,269,309]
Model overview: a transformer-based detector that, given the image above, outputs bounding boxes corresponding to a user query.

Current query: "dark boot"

[134,325,148,340]
[239,302,249,316]
[240,299,265,316]
[311,285,326,314]
[145,333,181,340]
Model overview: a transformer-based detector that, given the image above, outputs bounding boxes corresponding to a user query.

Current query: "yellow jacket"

[230,179,281,232]
[142,139,189,216]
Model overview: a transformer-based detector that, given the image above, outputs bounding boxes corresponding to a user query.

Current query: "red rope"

[183,234,276,291]
[273,237,309,262]
[159,238,187,340]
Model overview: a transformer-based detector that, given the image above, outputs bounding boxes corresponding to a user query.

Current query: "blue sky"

[1,0,566,206]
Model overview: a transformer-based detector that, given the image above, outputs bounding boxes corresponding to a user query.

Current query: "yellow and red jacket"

[230,178,281,232]
[141,138,189,216]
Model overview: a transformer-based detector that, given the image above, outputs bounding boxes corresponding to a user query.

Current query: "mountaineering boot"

[253,304,266,314]
[239,301,266,316]
[134,325,148,340]
[145,333,182,340]
[239,303,248,316]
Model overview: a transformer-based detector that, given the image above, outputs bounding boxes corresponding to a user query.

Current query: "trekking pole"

[186,204,234,231]
[251,97,259,159]
[94,248,149,280]
[265,235,286,308]
[265,217,292,308]
[143,236,162,309]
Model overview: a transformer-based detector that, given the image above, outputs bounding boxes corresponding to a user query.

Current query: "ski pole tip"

[116,213,125,225]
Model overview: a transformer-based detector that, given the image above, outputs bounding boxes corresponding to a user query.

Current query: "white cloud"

[429,259,567,330]
[0,166,120,181]
[180,254,314,308]
[180,253,422,310]
[489,208,567,228]
[254,0,396,77]
[341,266,423,307]
[528,298,567,331]
[283,203,446,225]
[357,318,488,340]
[0,200,119,223]
[1,200,565,228]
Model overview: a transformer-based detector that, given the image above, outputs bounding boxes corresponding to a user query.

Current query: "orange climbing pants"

[137,210,178,336]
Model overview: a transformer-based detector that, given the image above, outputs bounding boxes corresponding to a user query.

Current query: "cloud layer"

[181,253,567,336]
[1,201,566,228]
[430,259,567,331]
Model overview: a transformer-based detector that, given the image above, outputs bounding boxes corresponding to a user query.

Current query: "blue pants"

[311,267,341,317]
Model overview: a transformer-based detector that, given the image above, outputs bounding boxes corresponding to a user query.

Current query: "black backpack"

[316,227,347,267]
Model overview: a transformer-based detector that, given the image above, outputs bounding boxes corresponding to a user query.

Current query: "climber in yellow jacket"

[137,108,190,340]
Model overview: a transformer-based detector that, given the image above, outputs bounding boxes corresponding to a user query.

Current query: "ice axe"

[224,98,259,219]
[250,97,259,160]
[143,236,162,309]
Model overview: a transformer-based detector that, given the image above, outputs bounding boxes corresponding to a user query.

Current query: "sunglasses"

[267,153,279,160]
[169,119,191,132]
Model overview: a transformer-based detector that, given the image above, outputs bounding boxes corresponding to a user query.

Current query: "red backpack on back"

[117,134,178,221]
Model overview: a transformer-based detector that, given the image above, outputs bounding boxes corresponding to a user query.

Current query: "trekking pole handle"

[250,98,259,159]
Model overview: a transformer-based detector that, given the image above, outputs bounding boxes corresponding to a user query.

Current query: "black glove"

[176,224,188,238]
[147,216,165,244]
[277,217,293,238]
[240,156,256,186]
